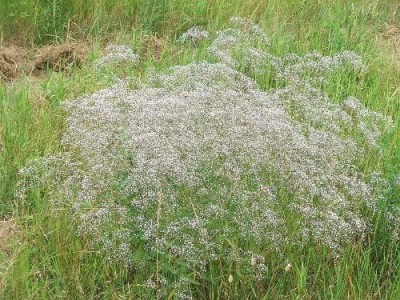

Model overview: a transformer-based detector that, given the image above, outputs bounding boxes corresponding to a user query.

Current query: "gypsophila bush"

[177,26,210,45]
[207,17,270,70]
[16,18,397,297]
[94,44,139,70]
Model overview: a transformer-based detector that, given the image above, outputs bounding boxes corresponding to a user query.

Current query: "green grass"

[1,0,399,299]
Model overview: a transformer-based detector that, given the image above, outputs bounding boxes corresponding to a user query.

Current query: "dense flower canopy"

[17,17,397,296]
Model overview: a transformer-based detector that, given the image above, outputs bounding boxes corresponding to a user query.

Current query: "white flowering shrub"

[17,18,397,296]
[207,17,270,69]
[94,45,139,70]
[177,26,210,45]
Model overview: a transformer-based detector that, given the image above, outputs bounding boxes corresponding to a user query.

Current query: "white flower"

[228,274,233,283]
[285,263,292,272]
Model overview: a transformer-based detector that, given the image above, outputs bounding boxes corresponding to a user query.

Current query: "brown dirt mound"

[33,43,86,72]
[0,42,87,81]
[0,46,29,80]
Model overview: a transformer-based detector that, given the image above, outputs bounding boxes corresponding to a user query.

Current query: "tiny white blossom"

[228,274,233,283]
[285,263,292,272]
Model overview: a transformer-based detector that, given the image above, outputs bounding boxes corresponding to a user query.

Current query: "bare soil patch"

[0,42,88,81]
[32,43,87,73]
[0,46,29,80]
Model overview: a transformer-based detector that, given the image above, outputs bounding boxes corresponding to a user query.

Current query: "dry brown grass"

[0,218,21,291]
[380,24,400,68]
[0,218,19,254]
[0,46,29,80]
[139,35,166,62]
[0,126,2,153]
[0,42,88,81]
[32,42,88,73]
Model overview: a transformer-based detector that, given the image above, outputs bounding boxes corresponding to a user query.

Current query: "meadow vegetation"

[0,0,399,299]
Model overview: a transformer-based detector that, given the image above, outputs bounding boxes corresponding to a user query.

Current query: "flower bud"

[228,274,233,283]
[285,263,292,272]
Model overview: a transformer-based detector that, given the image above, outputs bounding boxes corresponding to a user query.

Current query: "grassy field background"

[0,0,399,299]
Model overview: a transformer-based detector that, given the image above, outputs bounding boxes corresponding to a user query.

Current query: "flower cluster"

[208,17,365,83]
[207,17,270,68]
[94,44,139,70]
[177,26,210,45]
